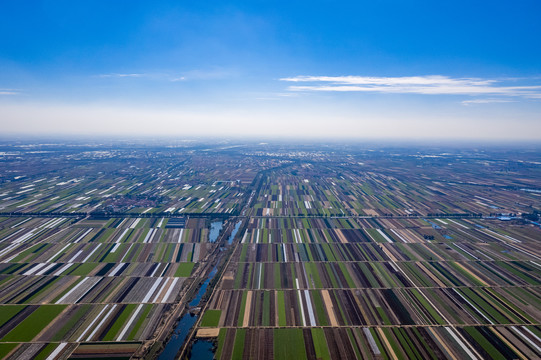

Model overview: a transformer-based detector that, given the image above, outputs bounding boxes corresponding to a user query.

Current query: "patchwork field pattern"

[0,215,215,359]
[202,214,541,359]
[0,142,540,359]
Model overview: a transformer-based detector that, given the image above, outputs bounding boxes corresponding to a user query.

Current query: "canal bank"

[155,219,242,359]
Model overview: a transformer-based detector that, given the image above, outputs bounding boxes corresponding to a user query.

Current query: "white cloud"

[281,75,541,98]
[0,89,20,95]
[461,99,515,106]
[96,68,235,82]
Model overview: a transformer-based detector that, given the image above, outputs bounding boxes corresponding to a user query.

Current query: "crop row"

[0,273,189,304]
[214,325,541,359]
[0,302,167,344]
[206,287,540,327]
[227,259,540,290]
[235,242,538,264]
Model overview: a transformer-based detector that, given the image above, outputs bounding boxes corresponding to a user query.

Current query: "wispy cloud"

[280,75,541,99]
[174,68,237,81]
[461,99,515,106]
[96,68,235,82]
[0,89,20,95]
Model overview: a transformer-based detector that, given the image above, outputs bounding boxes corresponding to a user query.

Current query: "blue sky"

[1,0,540,140]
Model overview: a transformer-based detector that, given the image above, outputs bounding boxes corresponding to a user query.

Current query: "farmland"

[0,139,540,359]
[0,212,218,359]
[200,214,541,359]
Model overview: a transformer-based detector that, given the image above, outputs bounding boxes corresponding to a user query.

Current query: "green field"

[1,305,67,342]
[0,305,26,328]
[200,310,221,327]
[174,262,195,277]
[0,343,18,359]
[273,328,307,360]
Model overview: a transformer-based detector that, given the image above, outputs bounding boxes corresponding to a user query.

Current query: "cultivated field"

[0,140,540,359]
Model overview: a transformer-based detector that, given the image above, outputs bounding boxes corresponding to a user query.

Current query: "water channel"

[158,220,241,359]
[208,221,223,243]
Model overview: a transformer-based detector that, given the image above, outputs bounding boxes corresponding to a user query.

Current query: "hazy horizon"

[1,1,540,140]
